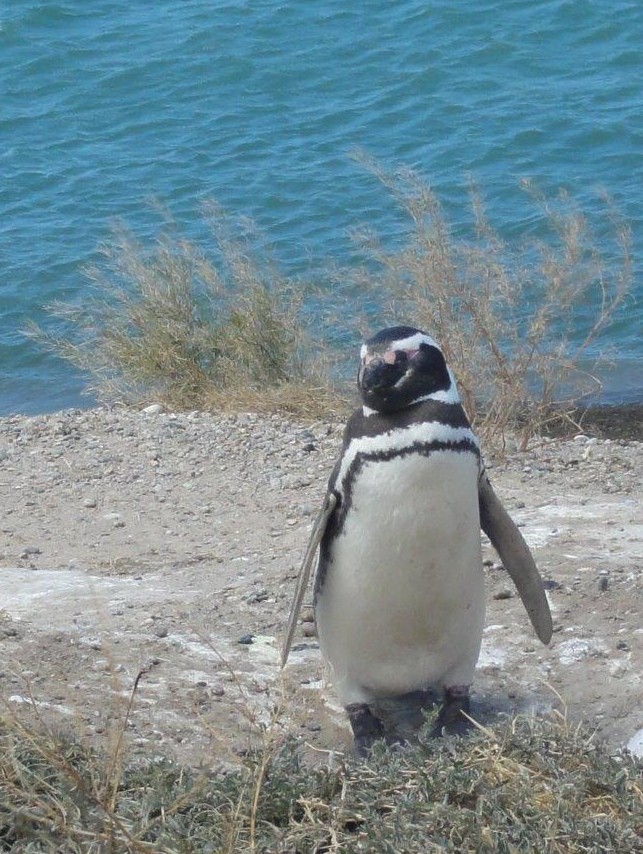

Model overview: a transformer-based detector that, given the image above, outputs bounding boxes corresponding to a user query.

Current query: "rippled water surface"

[2,0,641,413]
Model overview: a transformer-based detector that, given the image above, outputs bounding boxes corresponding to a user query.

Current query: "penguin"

[282,325,552,755]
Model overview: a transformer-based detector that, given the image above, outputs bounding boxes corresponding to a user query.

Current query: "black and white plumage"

[282,326,552,755]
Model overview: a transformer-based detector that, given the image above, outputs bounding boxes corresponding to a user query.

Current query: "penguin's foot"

[430,685,472,738]
[345,703,385,757]
[373,689,438,747]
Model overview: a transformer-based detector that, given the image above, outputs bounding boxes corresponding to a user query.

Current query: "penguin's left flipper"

[281,491,338,666]
[478,469,553,645]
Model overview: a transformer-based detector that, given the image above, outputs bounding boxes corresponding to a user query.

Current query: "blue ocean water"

[1,0,641,415]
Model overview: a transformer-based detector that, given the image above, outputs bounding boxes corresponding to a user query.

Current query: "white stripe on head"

[388,330,441,352]
[336,421,480,490]
[362,404,379,417]
[416,366,461,404]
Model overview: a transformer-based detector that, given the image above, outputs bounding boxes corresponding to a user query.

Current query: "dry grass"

[28,207,342,418]
[348,156,632,448]
[1,705,640,853]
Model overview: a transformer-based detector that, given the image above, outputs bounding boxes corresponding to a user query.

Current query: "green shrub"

[1,713,640,852]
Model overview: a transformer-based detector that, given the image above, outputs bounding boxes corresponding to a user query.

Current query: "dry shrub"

[29,172,631,439]
[349,156,632,448]
[1,709,641,852]
[28,207,340,418]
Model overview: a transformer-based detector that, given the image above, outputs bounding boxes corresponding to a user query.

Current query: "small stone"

[246,589,269,604]
[237,634,255,645]
[610,662,628,679]
[142,403,164,415]
[83,498,98,508]
[616,640,629,651]
[302,623,317,637]
[301,607,315,623]
[21,546,41,557]
[493,589,513,600]
[152,624,169,638]
[598,576,609,592]
[78,636,102,650]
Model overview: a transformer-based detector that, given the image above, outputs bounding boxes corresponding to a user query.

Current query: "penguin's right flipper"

[280,491,338,666]
[478,469,553,645]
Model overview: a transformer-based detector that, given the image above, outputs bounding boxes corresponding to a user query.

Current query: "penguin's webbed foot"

[345,703,385,757]
[430,686,472,738]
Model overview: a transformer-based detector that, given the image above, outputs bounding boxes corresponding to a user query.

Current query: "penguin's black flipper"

[478,468,553,645]
[281,491,338,666]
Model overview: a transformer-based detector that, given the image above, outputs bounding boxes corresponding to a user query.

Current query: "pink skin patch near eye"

[362,348,419,366]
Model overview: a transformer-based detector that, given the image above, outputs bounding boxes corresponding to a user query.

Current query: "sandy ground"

[0,406,640,767]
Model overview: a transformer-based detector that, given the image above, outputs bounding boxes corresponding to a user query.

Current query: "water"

[1,0,641,415]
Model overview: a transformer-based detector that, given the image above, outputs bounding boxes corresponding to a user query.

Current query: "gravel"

[0,406,640,765]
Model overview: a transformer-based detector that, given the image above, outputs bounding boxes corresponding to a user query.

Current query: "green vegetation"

[30,164,632,446]
[1,712,640,853]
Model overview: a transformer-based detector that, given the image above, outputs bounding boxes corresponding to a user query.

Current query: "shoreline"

[545,402,643,442]
[2,399,642,439]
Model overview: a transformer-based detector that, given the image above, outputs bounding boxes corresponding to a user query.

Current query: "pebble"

[245,589,269,604]
[78,636,102,650]
[493,589,513,600]
[300,607,315,623]
[152,624,169,638]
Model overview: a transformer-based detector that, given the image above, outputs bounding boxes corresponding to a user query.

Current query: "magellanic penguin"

[282,326,552,755]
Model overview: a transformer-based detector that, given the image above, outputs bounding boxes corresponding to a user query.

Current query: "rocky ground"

[0,406,640,768]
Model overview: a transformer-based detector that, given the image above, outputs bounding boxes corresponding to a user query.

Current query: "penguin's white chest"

[315,449,485,704]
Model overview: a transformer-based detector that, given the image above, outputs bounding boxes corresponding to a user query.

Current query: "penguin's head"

[358,326,458,413]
